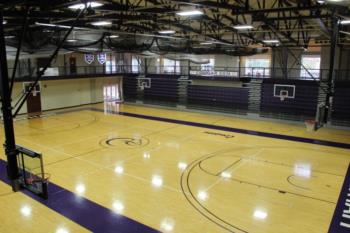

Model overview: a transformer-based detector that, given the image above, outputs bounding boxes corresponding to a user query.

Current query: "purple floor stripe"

[92,108,350,150]
[0,160,159,233]
[329,164,350,233]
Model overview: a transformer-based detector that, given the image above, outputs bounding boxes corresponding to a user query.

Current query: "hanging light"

[233,25,254,30]
[91,21,112,26]
[176,10,203,16]
[68,2,103,10]
[158,30,176,34]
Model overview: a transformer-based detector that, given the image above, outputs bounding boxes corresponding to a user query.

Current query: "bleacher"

[187,85,249,114]
[143,75,180,105]
[332,81,350,127]
[122,76,138,101]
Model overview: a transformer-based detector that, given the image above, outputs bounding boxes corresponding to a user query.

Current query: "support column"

[144,58,148,75]
[325,16,339,123]
[187,60,190,76]
[0,11,20,190]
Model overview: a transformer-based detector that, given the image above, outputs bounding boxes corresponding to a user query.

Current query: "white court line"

[14,110,262,196]
[16,135,188,194]
[50,124,144,148]
[205,148,265,192]
[83,124,207,175]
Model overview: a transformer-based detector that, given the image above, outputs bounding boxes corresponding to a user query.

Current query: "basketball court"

[1,1,350,233]
[0,103,349,233]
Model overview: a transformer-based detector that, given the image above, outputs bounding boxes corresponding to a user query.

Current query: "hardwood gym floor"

[0,103,349,233]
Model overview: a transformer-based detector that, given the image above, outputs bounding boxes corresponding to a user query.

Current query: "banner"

[97,53,107,64]
[84,54,94,64]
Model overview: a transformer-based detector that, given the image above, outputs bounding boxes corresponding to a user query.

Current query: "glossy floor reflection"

[1,103,350,233]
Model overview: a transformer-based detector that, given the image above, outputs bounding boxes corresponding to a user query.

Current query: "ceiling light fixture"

[91,21,112,26]
[3,20,7,25]
[36,22,70,29]
[176,10,203,16]
[67,39,77,42]
[109,35,119,38]
[68,1,103,10]
[233,25,254,30]
[35,22,85,30]
[158,30,175,34]
[200,42,213,45]
[263,39,280,43]
[340,20,350,25]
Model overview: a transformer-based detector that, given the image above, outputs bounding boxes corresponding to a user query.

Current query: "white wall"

[8,77,121,116]
[215,55,239,67]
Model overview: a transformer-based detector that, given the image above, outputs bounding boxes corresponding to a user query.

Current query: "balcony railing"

[7,64,349,81]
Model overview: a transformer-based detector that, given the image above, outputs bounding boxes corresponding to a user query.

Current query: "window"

[132,56,140,73]
[300,55,321,79]
[163,58,180,73]
[245,58,270,77]
[105,54,116,73]
[201,59,215,72]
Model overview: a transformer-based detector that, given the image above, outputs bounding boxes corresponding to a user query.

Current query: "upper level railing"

[8,65,141,79]
[7,64,350,81]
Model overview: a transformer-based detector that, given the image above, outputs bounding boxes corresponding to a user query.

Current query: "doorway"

[69,57,77,74]
[103,82,123,102]
[24,82,42,116]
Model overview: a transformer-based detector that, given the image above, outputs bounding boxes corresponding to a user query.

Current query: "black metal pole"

[9,6,29,96]
[188,60,190,77]
[144,58,148,75]
[325,16,339,123]
[0,11,20,191]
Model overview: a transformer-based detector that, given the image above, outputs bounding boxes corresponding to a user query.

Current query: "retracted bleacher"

[143,75,180,105]
[332,81,350,127]
[260,79,319,121]
[187,82,249,114]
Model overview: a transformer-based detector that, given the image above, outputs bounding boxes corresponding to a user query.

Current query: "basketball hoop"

[274,84,295,102]
[305,120,316,132]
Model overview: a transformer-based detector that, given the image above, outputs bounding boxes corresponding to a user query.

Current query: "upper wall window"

[245,58,270,77]
[201,58,215,71]
[106,54,116,73]
[132,56,140,73]
[163,58,180,73]
[300,55,321,79]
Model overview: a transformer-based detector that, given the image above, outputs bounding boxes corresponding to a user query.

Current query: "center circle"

[100,136,150,148]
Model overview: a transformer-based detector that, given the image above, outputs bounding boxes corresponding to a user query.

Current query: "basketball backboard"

[16,145,49,199]
[273,84,295,101]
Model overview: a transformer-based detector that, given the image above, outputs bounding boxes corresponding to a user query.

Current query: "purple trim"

[0,160,159,233]
[329,164,350,233]
[93,109,350,150]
